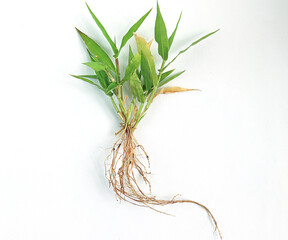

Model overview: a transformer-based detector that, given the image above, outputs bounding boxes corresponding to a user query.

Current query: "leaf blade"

[76,28,115,71]
[119,8,152,52]
[73,74,98,79]
[130,72,145,103]
[168,12,182,49]
[160,69,175,81]
[70,74,105,91]
[154,2,169,60]
[83,61,107,72]
[86,3,118,54]
[128,45,134,63]
[134,33,158,90]
[105,82,118,94]
[158,70,185,87]
[164,29,220,70]
[153,86,199,100]
[123,52,141,82]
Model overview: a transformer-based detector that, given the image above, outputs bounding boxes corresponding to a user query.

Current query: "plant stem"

[134,102,144,122]
[110,96,124,121]
[158,60,166,81]
[143,87,157,113]
[117,97,127,118]
[115,58,123,100]
[126,98,135,124]
[136,60,166,123]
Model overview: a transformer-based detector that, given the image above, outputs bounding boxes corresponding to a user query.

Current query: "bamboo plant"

[72,2,221,239]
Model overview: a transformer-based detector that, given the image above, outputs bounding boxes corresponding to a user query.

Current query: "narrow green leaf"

[105,82,118,94]
[86,3,118,54]
[83,62,107,72]
[87,49,97,62]
[168,12,182,49]
[85,52,111,88]
[140,52,153,92]
[137,113,146,125]
[123,53,141,82]
[119,8,152,52]
[134,33,158,89]
[158,70,185,87]
[164,29,220,70]
[155,2,169,60]
[96,71,110,88]
[128,46,142,79]
[76,28,115,71]
[160,69,175,81]
[74,74,98,79]
[70,74,105,91]
[71,74,111,95]
[130,72,145,103]
[128,45,134,63]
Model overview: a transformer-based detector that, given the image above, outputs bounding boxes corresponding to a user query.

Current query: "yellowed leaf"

[134,33,152,48]
[133,33,158,88]
[148,39,153,48]
[152,86,199,101]
[133,33,149,52]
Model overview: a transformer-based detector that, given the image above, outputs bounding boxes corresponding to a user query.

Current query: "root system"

[105,124,222,239]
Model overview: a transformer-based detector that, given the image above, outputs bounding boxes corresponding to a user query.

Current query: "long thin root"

[105,124,222,239]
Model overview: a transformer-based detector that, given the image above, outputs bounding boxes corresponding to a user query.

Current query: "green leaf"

[168,12,182,49]
[129,46,142,79]
[164,29,220,70]
[155,2,169,60]
[73,74,98,79]
[140,52,153,92]
[83,62,107,72]
[158,70,185,87]
[128,45,134,63]
[76,28,115,71]
[130,72,145,103]
[119,8,152,52]
[85,52,111,88]
[96,71,110,88]
[105,82,118,94]
[134,33,158,90]
[86,3,118,54]
[70,74,105,91]
[123,53,141,82]
[87,49,97,62]
[160,69,175,81]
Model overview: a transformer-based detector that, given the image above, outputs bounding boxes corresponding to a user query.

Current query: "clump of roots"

[105,123,222,239]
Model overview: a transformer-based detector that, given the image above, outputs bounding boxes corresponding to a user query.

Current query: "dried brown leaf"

[153,86,199,101]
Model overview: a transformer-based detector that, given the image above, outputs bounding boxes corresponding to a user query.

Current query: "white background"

[0,0,287,239]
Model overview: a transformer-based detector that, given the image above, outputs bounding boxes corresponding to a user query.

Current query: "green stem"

[139,60,166,119]
[135,102,144,122]
[158,60,166,81]
[110,96,119,112]
[126,98,135,124]
[117,97,127,118]
[115,58,123,99]
[110,96,124,121]
[134,113,145,129]
[115,58,121,82]
[143,87,157,113]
